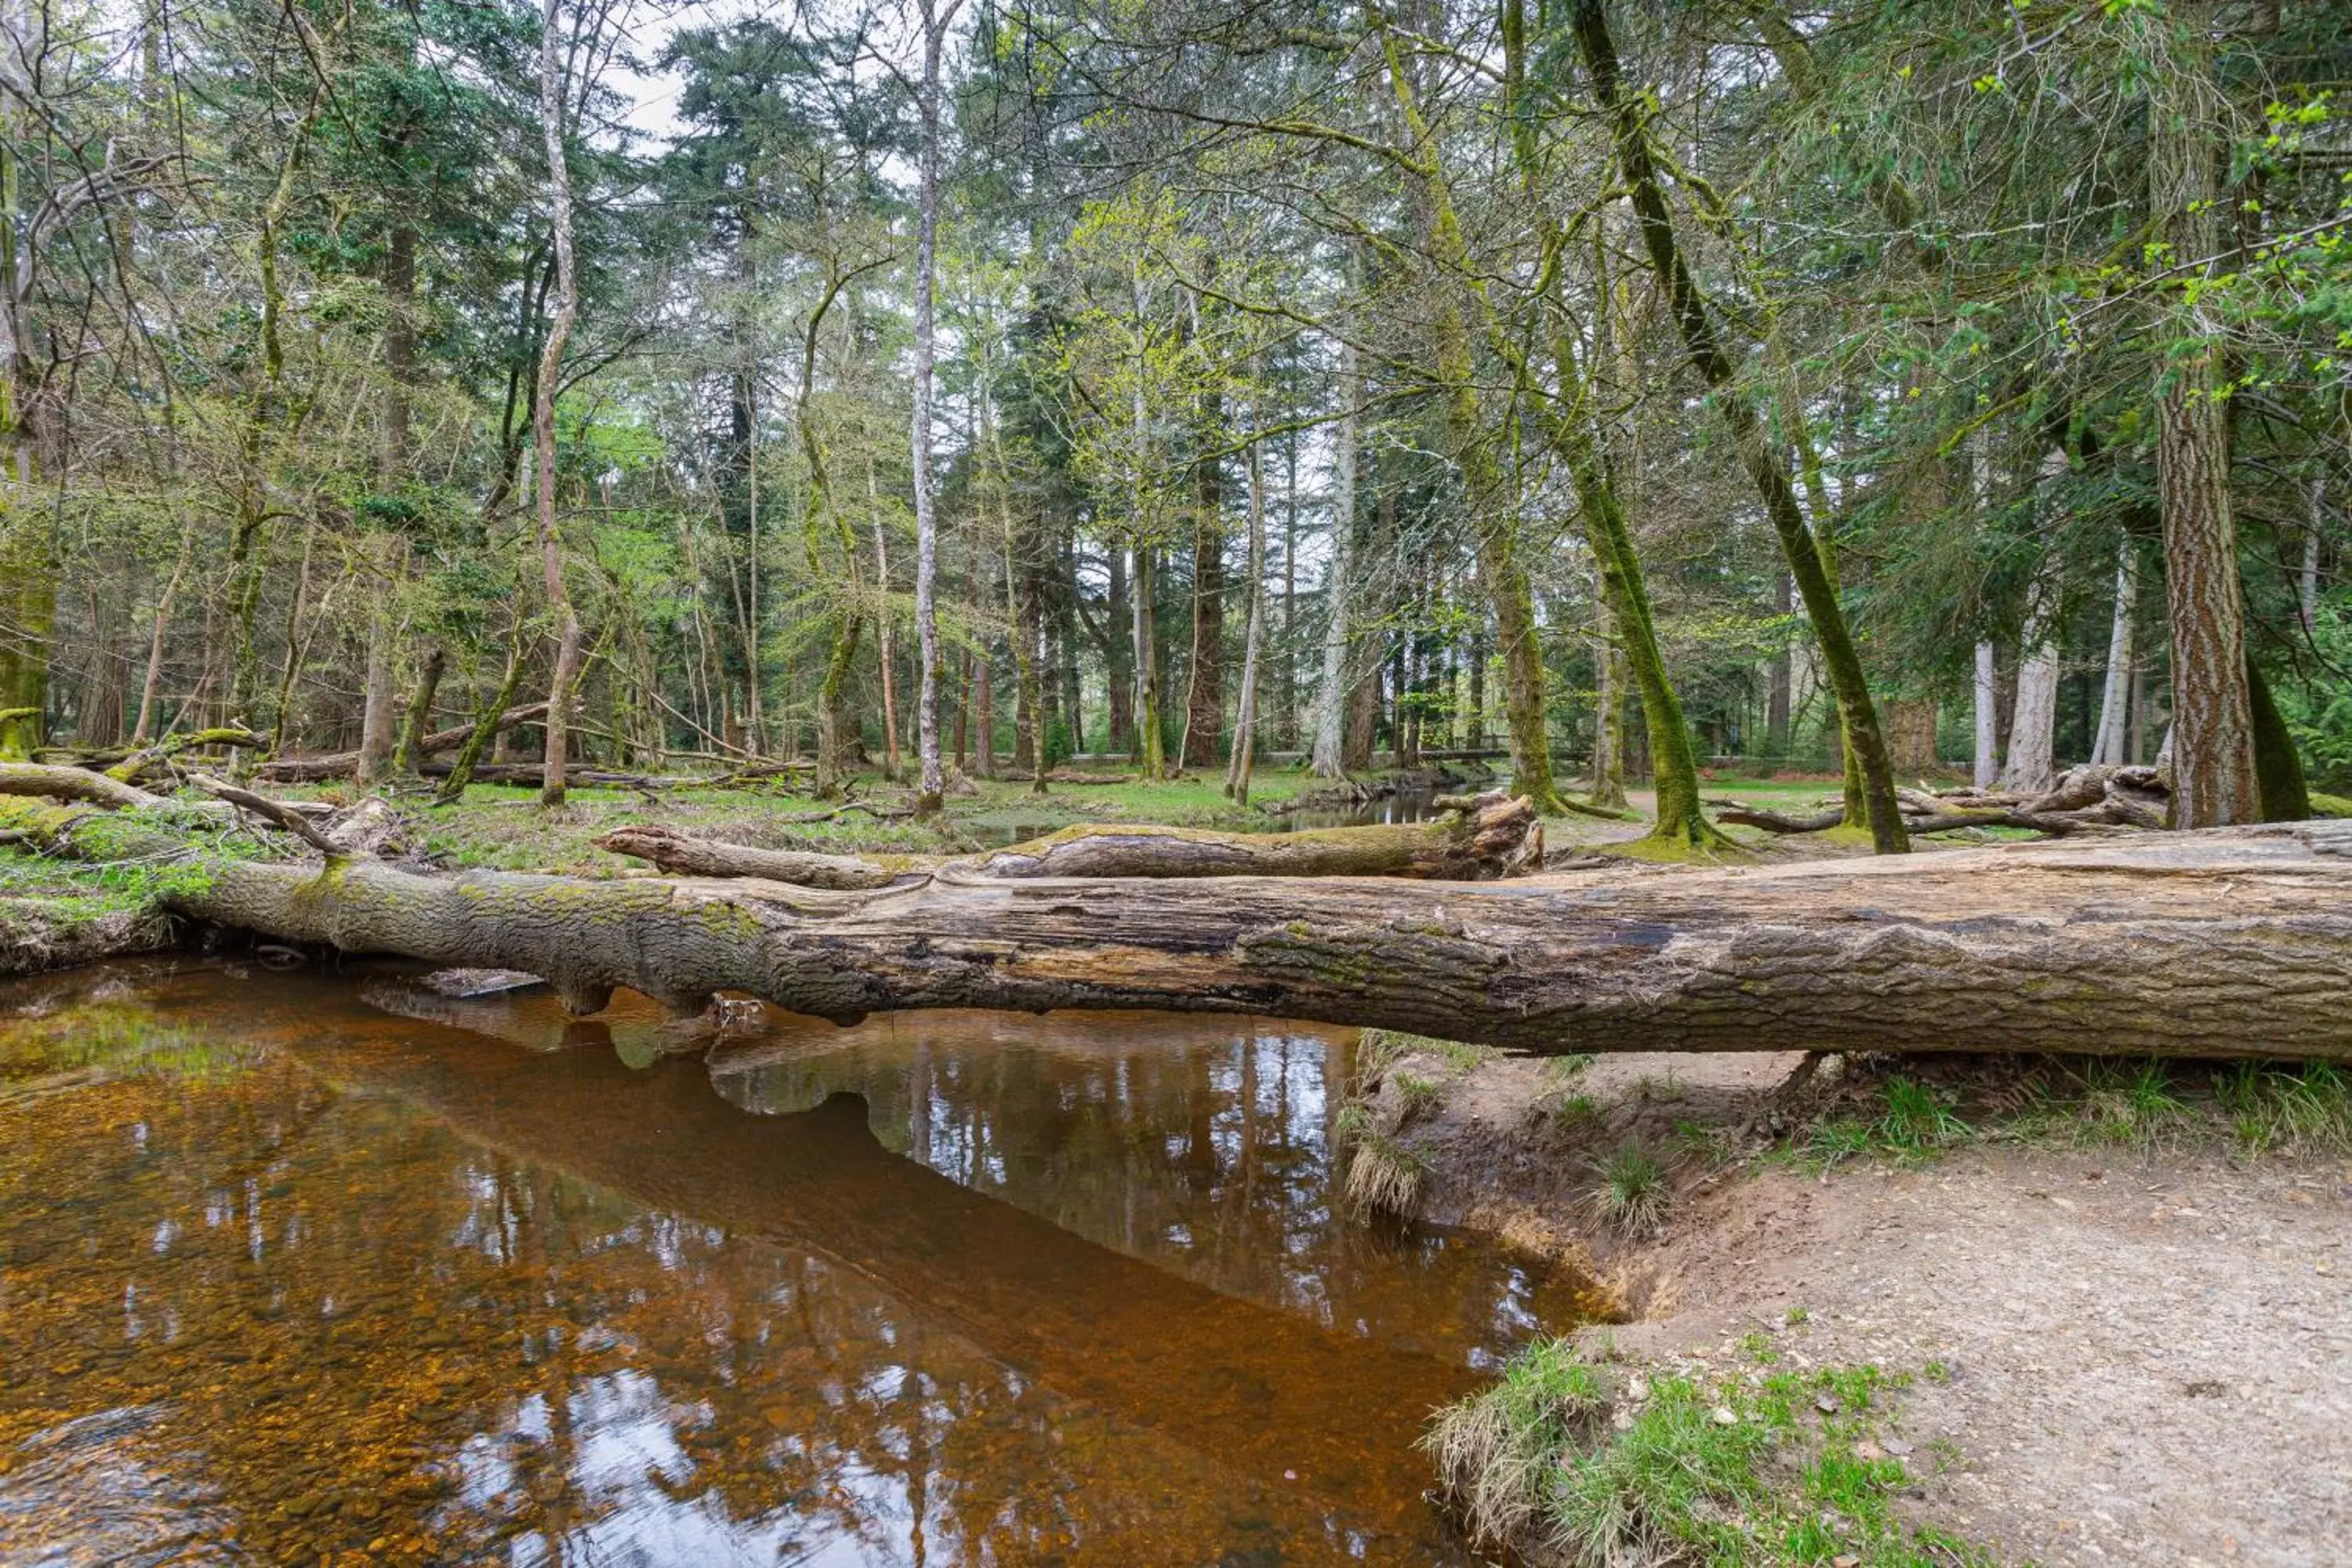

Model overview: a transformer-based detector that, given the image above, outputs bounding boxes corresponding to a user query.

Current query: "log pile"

[1717,764,2176,837]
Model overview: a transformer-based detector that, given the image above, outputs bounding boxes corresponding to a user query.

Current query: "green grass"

[1797,1059,2352,1170]
[1422,1337,1606,1544]
[1392,1070,1446,1123]
[1428,1340,2003,1566]
[1589,1143,1673,1237]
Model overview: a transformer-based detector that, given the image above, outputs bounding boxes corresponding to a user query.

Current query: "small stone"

[1710,1406,1738,1426]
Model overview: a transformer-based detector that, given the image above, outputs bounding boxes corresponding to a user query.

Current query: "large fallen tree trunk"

[31,812,2352,1058]
[593,793,1543,888]
[6,774,2348,1057]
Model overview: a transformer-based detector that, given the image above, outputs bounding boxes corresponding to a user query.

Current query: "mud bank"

[1370,1044,2351,1567]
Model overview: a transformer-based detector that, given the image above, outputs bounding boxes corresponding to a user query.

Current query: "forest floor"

[1368,1034,2352,1567]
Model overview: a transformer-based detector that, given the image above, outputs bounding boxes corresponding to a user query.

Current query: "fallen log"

[596,793,1544,888]
[596,823,916,891]
[956,794,1541,880]
[253,702,550,782]
[9,771,2349,1054]
[0,760,170,811]
[1721,764,2176,838]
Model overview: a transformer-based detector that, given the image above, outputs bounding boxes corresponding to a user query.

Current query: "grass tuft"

[1423,1338,1605,1548]
[1588,1143,1672,1237]
[1428,1341,2004,1567]
[1342,1126,1428,1216]
[1392,1069,1446,1124]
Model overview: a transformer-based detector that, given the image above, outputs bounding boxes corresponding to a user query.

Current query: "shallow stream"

[0,960,1598,1566]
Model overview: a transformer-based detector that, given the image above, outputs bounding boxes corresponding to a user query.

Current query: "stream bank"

[1356,1040,2351,1566]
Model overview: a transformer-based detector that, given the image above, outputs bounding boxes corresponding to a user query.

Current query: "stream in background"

[0,959,1597,1566]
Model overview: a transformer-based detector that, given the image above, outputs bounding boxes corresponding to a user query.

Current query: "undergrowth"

[1427,1341,2003,1567]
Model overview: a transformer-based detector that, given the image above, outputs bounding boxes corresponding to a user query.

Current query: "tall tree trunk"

[2092,540,2138,766]
[1131,545,1164,778]
[1225,432,1267,804]
[0,1,42,760]
[1281,428,1299,749]
[1371,16,1565,813]
[1970,431,2000,787]
[393,646,447,776]
[1105,540,1133,757]
[1589,583,1628,811]
[534,0,583,808]
[1310,336,1359,779]
[1766,574,1791,756]
[355,539,405,786]
[1185,436,1225,769]
[873,485,902,782]
[2300,477,2322,636]
[909,0,960,813]
[2141,0,2259,826]
[2000,450,2069,793]
[1973,641,2001,787]
[1570,0,1906,851]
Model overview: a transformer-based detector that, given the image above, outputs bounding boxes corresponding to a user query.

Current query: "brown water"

[0,960,1600,1566]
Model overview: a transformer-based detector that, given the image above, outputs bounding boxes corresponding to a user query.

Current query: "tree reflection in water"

[0,960,1597,1566]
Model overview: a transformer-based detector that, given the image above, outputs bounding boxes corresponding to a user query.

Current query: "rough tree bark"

[10,778,2347,1060]
[1309,333,1359,779]
[2092,539,2138,766]
[1223,432,1266,804]
[2142,0,2259,826]
[2000,451,2070,793]
[907,0,961,815]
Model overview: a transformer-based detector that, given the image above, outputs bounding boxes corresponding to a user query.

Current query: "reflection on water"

[0,960,1595,1566]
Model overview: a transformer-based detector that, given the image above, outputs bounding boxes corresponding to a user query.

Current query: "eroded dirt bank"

[1371,1046,2352,1567]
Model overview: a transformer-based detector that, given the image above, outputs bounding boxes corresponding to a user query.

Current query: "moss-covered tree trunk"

[1570,0,1907,854]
